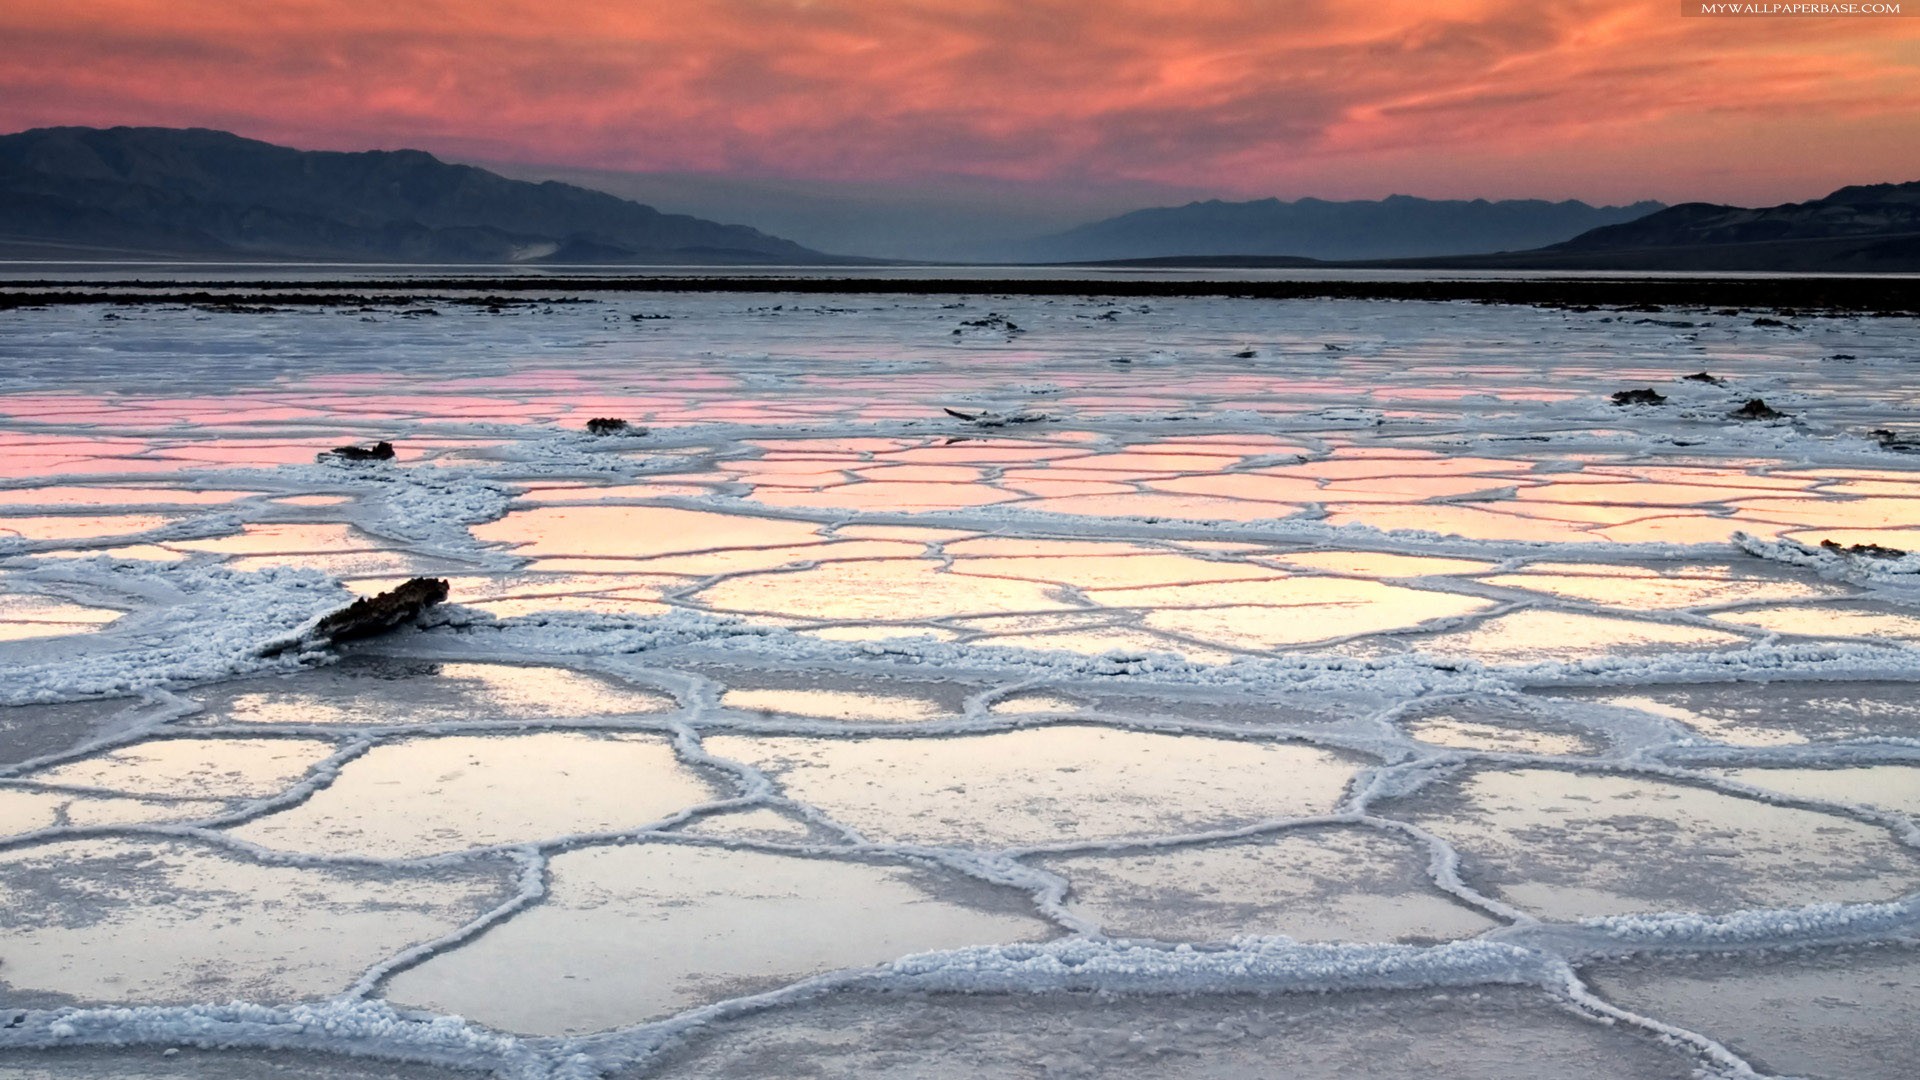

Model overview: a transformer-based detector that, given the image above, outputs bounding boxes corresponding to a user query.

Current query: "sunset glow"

[5,0,1918,203]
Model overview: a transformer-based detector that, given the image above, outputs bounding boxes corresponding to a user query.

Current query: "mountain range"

[1014,195,1668,262]
[1504,182,1920,271]
[0,127,828,263]
[1,127,1916,271]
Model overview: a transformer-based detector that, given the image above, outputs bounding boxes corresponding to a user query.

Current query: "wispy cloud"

[4,0,1916,202]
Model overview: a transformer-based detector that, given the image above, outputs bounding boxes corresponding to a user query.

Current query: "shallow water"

[1,292,1917,1077]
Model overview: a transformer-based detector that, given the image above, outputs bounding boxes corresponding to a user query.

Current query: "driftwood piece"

[943,407,1046,428]
[1821,539,1907,559]
[1731,398,1788,420]
[260,577,449,657]
[1611,388,1667,406]
[321,440,394,462]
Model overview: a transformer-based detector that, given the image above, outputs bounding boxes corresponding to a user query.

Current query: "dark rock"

[1611,388,1667,406]
[1681,372,1724,384]
[1821,539,1907,559]
[320,440,394,462]
[585,417,642,436]
[1829,353,1858,361]
[1232,349,1257,359]
[1870,428,1920,452]
[260,577,449,657]
[1751,316,1798,328]
[1731,399,1788,421]
[952,313,1024,336]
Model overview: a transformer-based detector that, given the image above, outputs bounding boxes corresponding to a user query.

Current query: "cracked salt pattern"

[1,291,1918,1076]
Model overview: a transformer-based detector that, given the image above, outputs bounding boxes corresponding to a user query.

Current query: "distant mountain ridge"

[1536,181,1920,265]
[0,126,829,263]
[1016,194,1667,262]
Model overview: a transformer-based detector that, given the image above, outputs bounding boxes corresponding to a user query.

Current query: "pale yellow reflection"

[1405,717,1594,755]
[1594,515,1767,546]
[1485,564,1840,609]
[0,514,175,543]
[1091,578,1493,649]
[801,624,962,643]
[720,687,944,723]
[1706,765,1920,817]
[1026,492,1301,522]
[436,663,675,718]
[704,727,1356,847]
[830,524,979,544]
[673,807,820,843]
[558,538,923,577]
[86,543,190,563]
[1275,551,1496,577]
[1739,496,1920,531]
[384,843,1050,1034]
[229,733,721,857]
[1417,610,1746,664]
[1268,452,1523,481]
[953,550,1279,592]
[0,838,504,1004]
[1595,694,1807,748]
[1411,769,1920,920]
[753,481,1019,512]
[243,550,451,578]
[1713,606,1920,641]
[0,487,257,507]
[1514,476,1810,508]
[169,523,382,555]
[0,593,122,641]
[971,624,1239,665]
[220,662,673,725]
[1041,830,1498,943]
[1321,504,1594,543]
[0,789,226,837]
[30,737,335,799]
[989,694,1085,715]
[697,560,1072,622]
[472,506,825,558]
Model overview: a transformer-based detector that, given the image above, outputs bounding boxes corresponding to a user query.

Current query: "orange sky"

[4,0,1918,204]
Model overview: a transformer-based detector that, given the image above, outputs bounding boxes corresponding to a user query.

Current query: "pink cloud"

[2,0,1915,203]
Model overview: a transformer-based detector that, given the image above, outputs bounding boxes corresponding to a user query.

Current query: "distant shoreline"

[1,275,1914,314]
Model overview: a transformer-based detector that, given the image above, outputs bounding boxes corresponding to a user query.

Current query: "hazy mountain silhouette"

[1013,195,1667,262]
[0,127,831,263]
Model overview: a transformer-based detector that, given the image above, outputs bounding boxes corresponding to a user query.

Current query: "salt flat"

[1,290,1917,1078]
